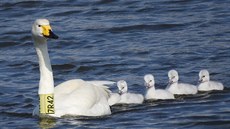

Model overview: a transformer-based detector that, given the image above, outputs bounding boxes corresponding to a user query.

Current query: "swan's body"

[108,80,144,105]
[144,74,174,100]
[33,79,112,117]
[119,93,144,104]
[108,93,121,106]
[32,19,112,117]
[166,70,198,95]
[198,70,224,91]
[167,83,197,95]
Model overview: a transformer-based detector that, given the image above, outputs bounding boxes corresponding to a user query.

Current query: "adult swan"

[32,19,112,117]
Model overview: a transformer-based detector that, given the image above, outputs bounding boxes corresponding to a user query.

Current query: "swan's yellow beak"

[42,25,59,39]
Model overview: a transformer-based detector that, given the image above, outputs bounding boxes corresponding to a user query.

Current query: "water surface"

[0,0,230,128]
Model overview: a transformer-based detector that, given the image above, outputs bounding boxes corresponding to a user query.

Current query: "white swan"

[108,92,121,106]
[32,19,113,117]
[198,69,224,91]
[166,70,198,95]
[108,80,144,105]
[144,74,174,100]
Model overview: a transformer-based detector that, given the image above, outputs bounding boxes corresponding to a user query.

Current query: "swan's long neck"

[34,38,54,94]
[34,38,55,115]
[149,85,155,91]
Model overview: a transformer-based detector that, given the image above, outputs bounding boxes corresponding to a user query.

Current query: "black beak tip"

[49,30,59,39]
[53,34,59,39]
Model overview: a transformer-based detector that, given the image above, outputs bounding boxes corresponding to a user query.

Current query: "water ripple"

[107,23,187,33]
[1,0,230,128]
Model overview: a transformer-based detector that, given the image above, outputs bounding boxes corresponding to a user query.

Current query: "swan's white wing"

[108,93,121,106]
[167,83,198,95]
[155,89,175,99]
[210,81,224,90]
[54,79,112,97]
[182,83,198,94]
[87,80,115,86]
[119,93,144,104]
[55,79,111,116]
[199,81,224,91]
[87,80,115,97]
[146,88,174,100]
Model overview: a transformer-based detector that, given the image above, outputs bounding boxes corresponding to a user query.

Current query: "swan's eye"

[38,25,41,27]
[149,80,152,82]
[202,75,205,78]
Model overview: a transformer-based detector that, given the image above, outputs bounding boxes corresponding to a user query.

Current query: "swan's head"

[168,69,179,85]
[32,19,58,41]
[199,69,210,83]
[144,74,155,88]
[117,80,128,95]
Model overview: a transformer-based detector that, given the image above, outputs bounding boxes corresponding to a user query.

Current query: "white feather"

[108,93,121,106]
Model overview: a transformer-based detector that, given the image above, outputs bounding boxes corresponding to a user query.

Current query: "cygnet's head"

[168,69,179,84]
[199,69,210,83]
[32,19,58,41]
[117,80,128,95]
[144,74,155,88]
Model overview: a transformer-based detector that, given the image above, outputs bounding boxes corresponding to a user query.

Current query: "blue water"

[0,0,230,128]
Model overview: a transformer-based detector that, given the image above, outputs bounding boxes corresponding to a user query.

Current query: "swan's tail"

[87,80,115,99]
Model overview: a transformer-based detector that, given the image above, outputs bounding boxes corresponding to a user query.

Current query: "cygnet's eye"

[149,80,152,82]
[202,75,205,78]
